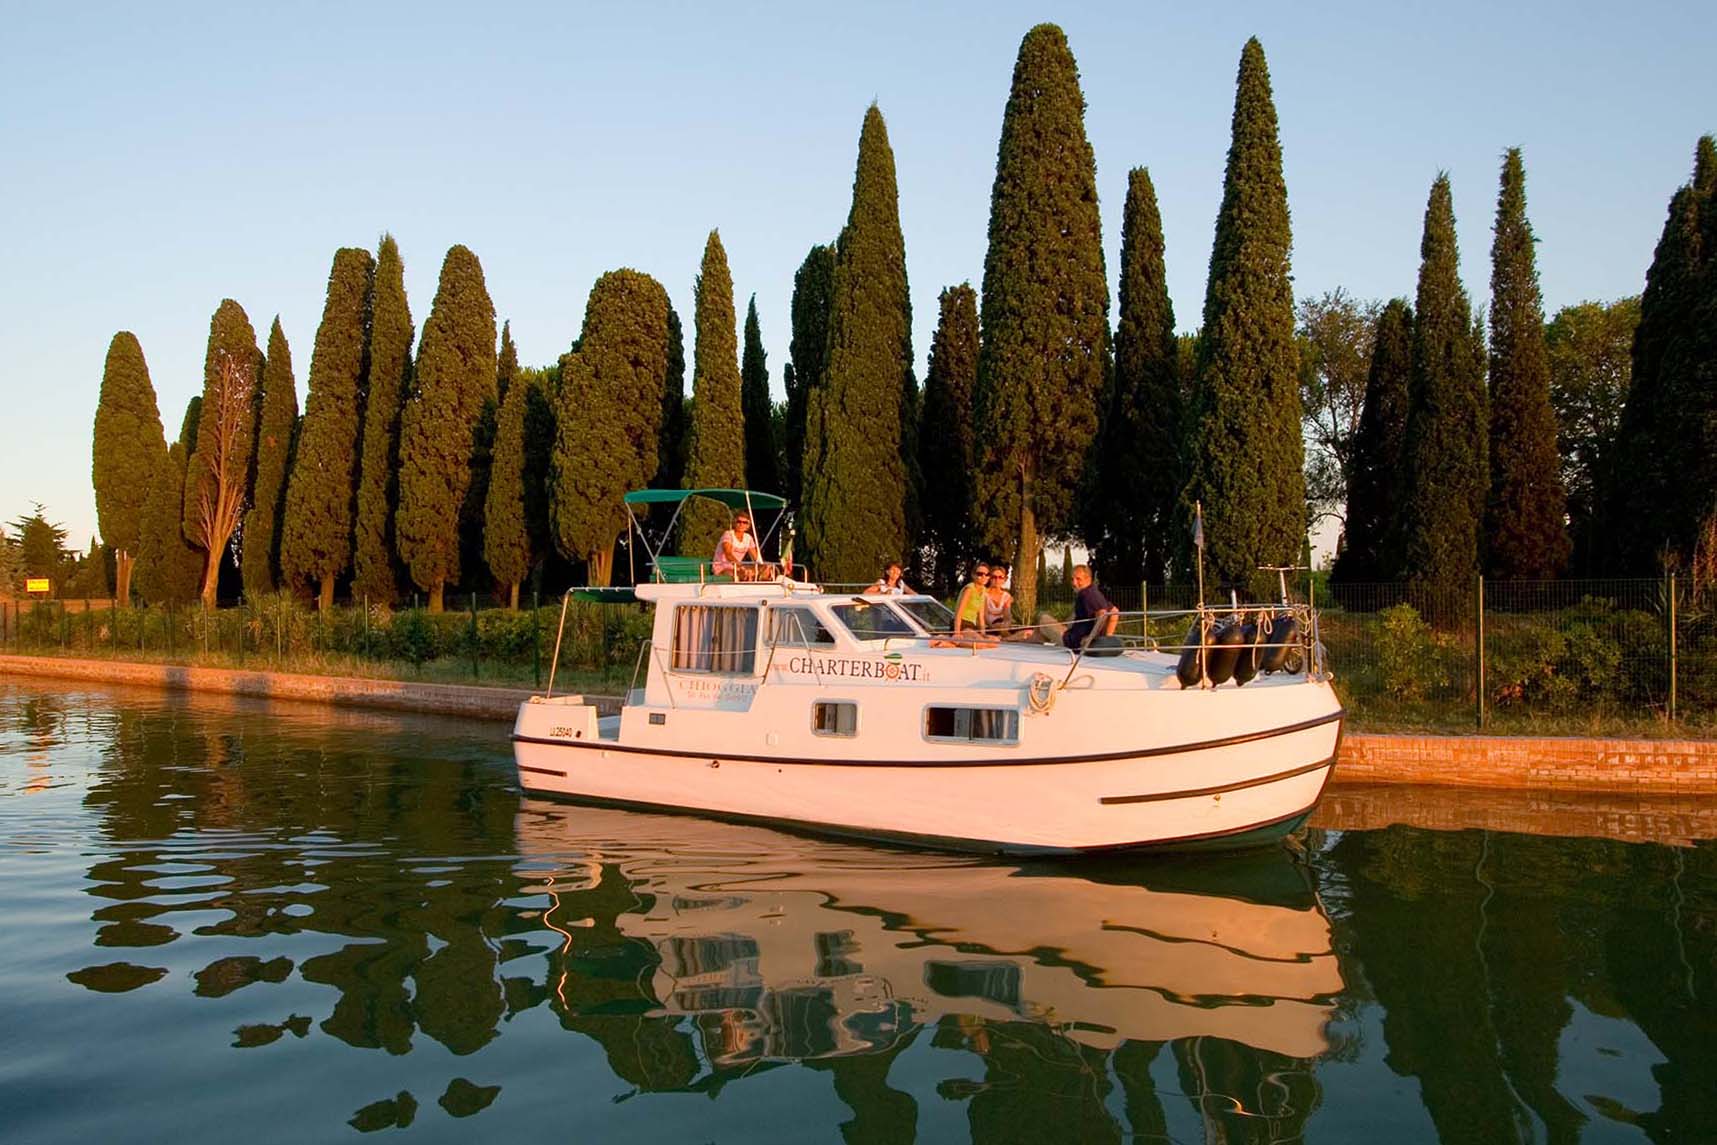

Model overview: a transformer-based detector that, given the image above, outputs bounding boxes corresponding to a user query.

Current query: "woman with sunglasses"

[982,563,1034,640]
[952,562,989,637]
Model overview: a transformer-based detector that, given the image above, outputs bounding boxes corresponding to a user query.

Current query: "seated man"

[1037,564,1119,650]
[711,513,776,581]
[864,561,912,595]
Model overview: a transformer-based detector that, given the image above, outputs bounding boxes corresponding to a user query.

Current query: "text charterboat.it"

[512,488,1344,855]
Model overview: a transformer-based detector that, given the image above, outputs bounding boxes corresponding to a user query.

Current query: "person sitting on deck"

[1038,564,1119,650]
[864,561,912,596]
[983,563,1035,641]
[952,562,989,637]
[712,513,775,581]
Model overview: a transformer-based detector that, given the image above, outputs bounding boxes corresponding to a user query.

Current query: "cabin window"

[770,606,834,646]
[896,598,956,634]
[671,605,758,674]
[831,601,915,641]
[811,701,858,737]
[924,706,1019,745]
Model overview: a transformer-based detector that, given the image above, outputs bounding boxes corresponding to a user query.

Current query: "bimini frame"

[620,487,790,582]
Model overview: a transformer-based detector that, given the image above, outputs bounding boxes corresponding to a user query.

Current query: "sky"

[2,1,1714,549]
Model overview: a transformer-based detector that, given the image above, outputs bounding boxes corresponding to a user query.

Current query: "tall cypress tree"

[551,270,672,585]
[242,318,298,597]
[1090,167,1180,585]
[183,299,262,605]
[496,320,518,406]
[397,245,497,611]
[1180,38,1304,591]
[682,230,746,550]
[802,104,916,584]
[1395,175,1488,602]
[353,233,414,604]
[485,359,532,608]
[92,331,167,605]
[1333,299,1413,582]
[281,248,375,609]
[973,24,1110,617]
[136,401,205,606]
[740,296,781,493]
[918,284,980,591]
[784,243,836,508]
[1486,148,1569,578]
[653,307,688,489]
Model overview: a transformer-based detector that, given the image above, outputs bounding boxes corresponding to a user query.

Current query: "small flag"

[1192,501,1205,550]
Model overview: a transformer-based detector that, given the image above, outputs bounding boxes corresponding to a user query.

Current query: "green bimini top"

[570,586,639,604]
[622,488,787,510]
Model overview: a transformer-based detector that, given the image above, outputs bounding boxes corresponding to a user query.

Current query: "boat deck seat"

[651,556,733,583]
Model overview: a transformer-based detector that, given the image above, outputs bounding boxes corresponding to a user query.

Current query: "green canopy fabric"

[571,586,639,604]
[622,488,787,510]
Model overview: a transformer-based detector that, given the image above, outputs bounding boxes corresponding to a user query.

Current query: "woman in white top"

[712,513,773,580]
[864,561,912,595]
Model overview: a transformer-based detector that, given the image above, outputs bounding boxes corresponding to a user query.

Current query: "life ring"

[1027,672,1056,714]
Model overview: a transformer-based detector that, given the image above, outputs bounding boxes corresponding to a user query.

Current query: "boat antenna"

[545,588,571,698]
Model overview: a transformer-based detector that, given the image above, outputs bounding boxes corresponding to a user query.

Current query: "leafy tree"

[1395,175,1488,603]
[551,270,671,585]
[682,230,745,550]
[972,24,1110,618]
[281,248,375,608]
[92,331,167,605]
[740,296,781,493]
[1333,299,1413,582]
[1297,289,1381,528]
[1547,297,1640,573]
[9,505,69,590]
[136,408,203,607]
[1606,137,1717,571]
[918,284,980,592]
[653,307,688,490]
[459,389,499,595]
[802,104,916,584]
[1485,149,1569,578]
[1180,38,1305,592]
[183,299,262,605]
[1088,167,1180,585]
[397,245,497,611]
[353,234,414,604]
[242,318,299,598]
[784,243,835,508]
[485,358,532,608]
[0,527,17,595]
[519,368,558,568]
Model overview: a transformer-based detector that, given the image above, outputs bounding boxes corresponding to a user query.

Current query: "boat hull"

[511,703,1342,855]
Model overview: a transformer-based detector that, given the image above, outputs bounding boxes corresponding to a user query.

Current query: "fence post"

[1669,572,1678,724]
[166,603,174,657]
[361,594,369,660]
[1475,575,1486,731]
[469,592,479,680]
[532,588,541,688]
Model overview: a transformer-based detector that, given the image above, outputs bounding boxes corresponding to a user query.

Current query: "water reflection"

[3,680,1716,1143]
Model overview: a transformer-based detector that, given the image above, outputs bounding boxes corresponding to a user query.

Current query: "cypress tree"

[92,331,167,605]
[136,403,205,606]
[1090,167,1180,585]
[484,361,531,608]
[551,270,672,585]
[1333,299,1413,582]
[1180,38,1304,591]
[183,299,262,605]
[918,284,980,591]
[353,233,414,604]
[241,318,298,597]
[1395,175,1488,602]
[1485,148,1569,578]
[495,320,518,406]
[397,245,498,611]
[802,104,916,584]
[281,248,375,609]
[653,307,688,489]
[682,230,746,550]
[784,243,836,508]
[740,296,781,493]
[973,25,1110,618]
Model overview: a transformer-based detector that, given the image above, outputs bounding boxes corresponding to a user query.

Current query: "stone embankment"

[2,654,1713,793]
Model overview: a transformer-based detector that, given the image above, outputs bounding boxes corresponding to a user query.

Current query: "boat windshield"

[895,598,956,634]
[830,600,915,641]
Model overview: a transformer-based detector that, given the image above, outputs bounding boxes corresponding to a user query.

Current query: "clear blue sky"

[3,1,1712,548]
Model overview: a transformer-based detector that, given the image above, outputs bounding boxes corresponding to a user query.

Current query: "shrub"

[1377,603,1443,701]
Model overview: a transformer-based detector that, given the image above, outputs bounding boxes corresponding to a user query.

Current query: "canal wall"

[2,654,1713,793]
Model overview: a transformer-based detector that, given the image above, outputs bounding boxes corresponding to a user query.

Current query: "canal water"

[1,681,1712,1144]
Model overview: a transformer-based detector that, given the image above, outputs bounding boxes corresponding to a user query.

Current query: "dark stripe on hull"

[1099,756,1335,804]
[511,708,1345,770]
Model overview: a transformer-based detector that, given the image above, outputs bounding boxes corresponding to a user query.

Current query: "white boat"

[513,489,1344,855]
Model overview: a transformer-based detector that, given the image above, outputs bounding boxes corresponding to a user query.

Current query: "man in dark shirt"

[1052,564,1119,650]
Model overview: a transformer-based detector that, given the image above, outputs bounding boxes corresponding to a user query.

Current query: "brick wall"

[1339,733,1717,794]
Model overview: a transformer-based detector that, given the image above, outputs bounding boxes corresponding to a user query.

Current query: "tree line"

[84,25,1717,619]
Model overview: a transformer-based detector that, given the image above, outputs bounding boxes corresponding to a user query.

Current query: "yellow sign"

[25,578,50,594]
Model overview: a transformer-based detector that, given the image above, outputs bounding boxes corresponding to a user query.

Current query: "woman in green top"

[953,563,989,636]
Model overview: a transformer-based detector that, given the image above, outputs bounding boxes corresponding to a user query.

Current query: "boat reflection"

[516,802,1344,1078]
